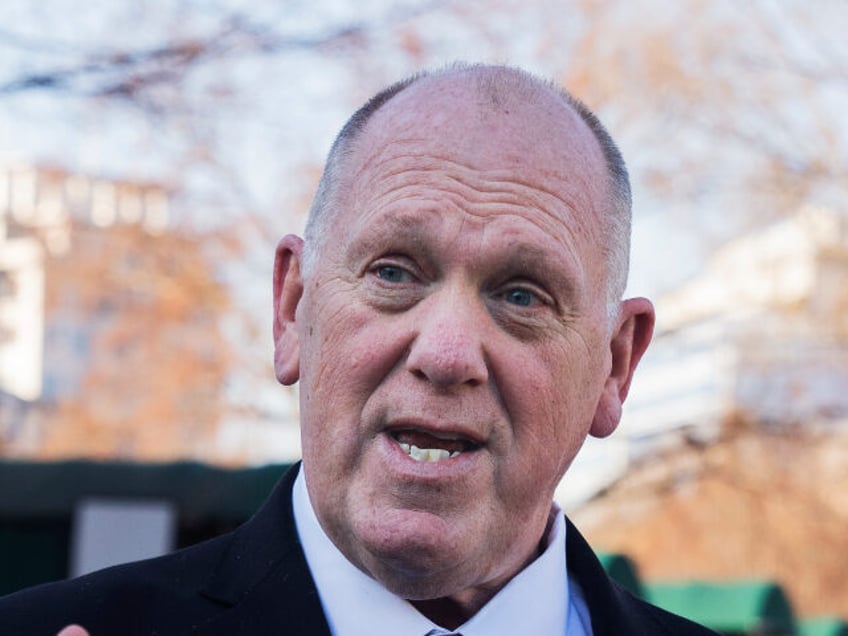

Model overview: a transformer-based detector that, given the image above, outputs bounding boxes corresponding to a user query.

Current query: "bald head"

[303,63,631,305]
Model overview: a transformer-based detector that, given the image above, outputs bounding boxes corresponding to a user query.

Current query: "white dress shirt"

[293,470,592,635]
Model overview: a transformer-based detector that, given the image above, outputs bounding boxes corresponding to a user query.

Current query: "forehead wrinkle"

[441,167,600,248]
[351,125,598,210]
[434,163,606,292]
[354,152,598,244]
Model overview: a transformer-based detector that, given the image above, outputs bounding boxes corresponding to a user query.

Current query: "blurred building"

[560,206,848,506]
[0,163,170,455]
[629,205,848,438]
[0,163,303,464]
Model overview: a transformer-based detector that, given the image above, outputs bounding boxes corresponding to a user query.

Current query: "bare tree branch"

[0,0,452,102]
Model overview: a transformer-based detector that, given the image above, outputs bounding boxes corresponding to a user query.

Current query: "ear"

[273,235,305,385]
[590,297,655,438]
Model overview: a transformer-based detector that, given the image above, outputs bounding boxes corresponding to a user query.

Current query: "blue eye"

[504,288,535,307]
[376,265,407,282]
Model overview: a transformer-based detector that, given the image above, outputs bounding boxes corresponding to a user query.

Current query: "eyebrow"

[494,239,586,300]
[347,205,584,288]
[344,208,441,264]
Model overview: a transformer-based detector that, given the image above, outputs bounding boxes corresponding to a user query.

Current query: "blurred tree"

[574,416,848,617]
[36,220,239,461]
[1,0,846,461]
[565,0,847,241]
[2,1,844,223]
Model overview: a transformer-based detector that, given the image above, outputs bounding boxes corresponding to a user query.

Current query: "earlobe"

[273,235,305,385]
[590,297,655,438]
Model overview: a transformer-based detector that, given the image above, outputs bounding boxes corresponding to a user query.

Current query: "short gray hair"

[302,63,631,308]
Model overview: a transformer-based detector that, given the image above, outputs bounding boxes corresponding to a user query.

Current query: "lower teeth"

[399,443,460,462]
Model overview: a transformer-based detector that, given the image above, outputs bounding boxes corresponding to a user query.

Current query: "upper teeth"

[399,443,461,462]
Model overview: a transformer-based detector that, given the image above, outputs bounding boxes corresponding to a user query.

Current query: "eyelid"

[498,279,555,308]
[367,254,420,282]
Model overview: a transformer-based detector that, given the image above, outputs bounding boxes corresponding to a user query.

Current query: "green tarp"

[800,618,848,636]
[645,580,796,634]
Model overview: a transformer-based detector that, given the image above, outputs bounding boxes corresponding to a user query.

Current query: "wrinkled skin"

[273,71,654,628]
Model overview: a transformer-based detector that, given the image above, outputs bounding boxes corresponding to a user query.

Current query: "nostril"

[408,356,488,388]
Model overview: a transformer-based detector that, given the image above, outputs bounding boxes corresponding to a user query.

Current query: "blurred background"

[1,0,846,632]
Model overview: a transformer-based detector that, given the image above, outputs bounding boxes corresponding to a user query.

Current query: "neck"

[407,554,535,629]
[408,522,553,630]
[410,594,486,631]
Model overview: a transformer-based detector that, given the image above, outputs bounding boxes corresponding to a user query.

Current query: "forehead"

[341,159,593,279]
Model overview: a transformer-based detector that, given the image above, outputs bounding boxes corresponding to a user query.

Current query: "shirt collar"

[293,468,571,636]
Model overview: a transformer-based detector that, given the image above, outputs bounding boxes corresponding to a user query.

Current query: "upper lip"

[382,418,488,448]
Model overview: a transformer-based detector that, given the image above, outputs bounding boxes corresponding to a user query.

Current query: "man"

[0,63,717,635]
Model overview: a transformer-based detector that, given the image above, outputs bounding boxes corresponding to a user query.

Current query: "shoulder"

[0,531,232,635]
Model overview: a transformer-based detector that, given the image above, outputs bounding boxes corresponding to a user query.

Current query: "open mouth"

[390,429,481,463]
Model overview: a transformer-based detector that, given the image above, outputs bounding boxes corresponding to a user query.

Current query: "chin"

[352,508,475,591]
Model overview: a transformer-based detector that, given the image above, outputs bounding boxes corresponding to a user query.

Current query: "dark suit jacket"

[0,463,717,635]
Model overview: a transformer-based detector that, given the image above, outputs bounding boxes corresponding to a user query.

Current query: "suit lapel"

[196,463,331,635]
[566,516,647,635]
[190,469,644,635]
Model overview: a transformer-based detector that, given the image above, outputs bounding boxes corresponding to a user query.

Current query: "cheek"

[501,344,600,476]
[299,289,412,438]
[301,290,371,387]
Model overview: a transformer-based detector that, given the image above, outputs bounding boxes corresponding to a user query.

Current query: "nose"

[405,289,489,389]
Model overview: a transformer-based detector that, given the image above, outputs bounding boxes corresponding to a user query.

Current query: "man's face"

[275,77,649,609]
